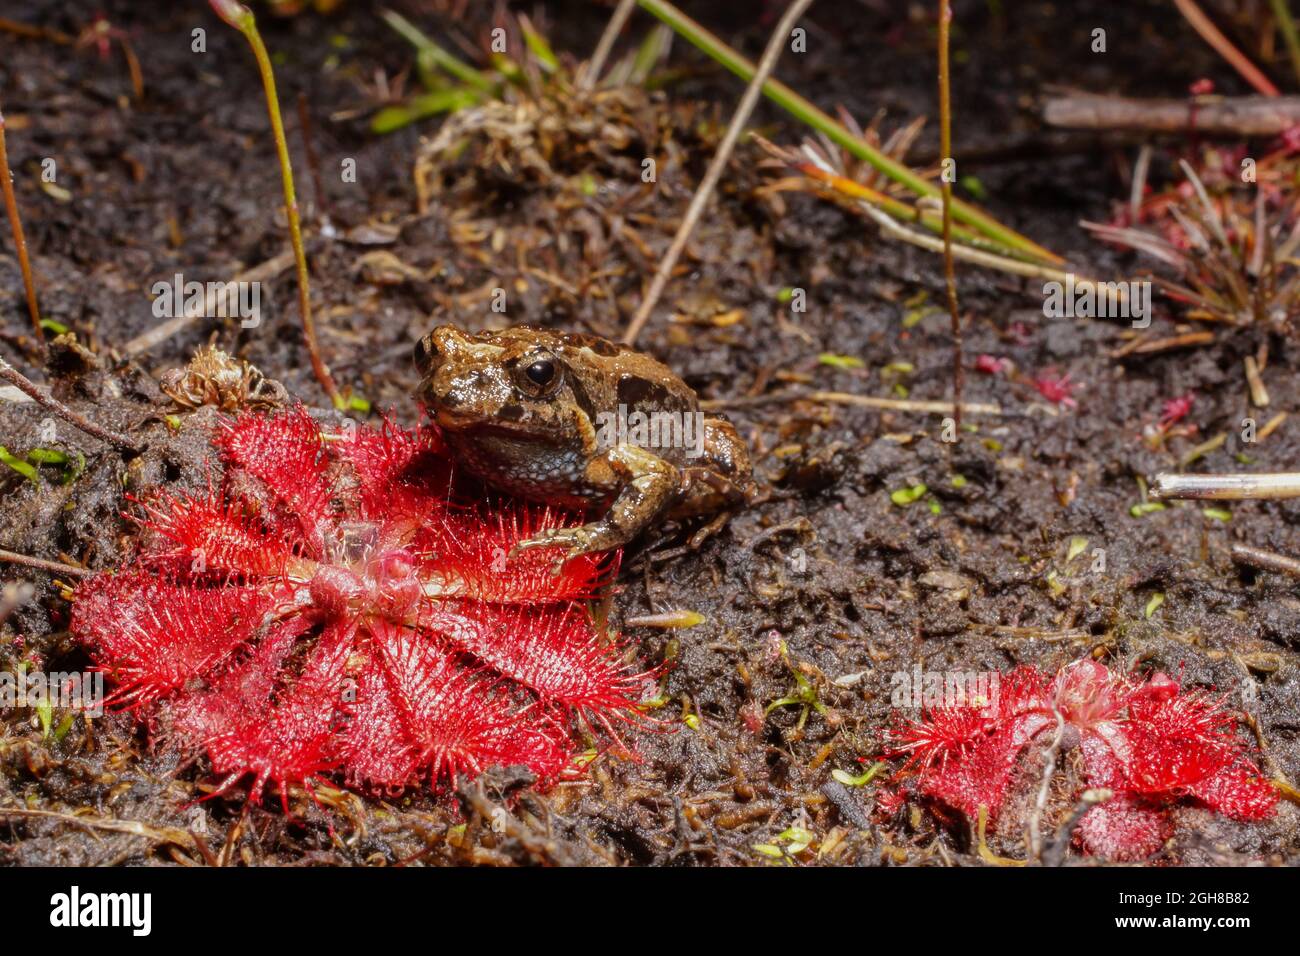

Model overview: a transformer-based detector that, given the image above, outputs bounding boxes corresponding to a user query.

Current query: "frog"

[413,324,753,565]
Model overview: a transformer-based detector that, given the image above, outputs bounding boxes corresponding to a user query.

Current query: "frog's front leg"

[512,444,680,565]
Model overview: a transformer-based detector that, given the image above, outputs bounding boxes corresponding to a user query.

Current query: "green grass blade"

[637,0,1061,264]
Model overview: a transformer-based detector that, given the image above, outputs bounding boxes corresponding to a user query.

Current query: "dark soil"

[1,0,1298,866]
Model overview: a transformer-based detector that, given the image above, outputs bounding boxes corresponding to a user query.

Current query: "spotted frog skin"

[414,325,752,563]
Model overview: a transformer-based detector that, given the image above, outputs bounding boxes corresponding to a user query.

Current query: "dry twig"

[0,355,140,453]
[623,0,815,345]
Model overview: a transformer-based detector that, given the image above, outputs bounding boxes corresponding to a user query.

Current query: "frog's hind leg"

[512,444,681,567]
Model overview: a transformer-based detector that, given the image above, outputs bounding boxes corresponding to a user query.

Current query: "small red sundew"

[1158,392,1195,430]
[974,354,1009,375]
[1280,124,1300,154]
[72,406,652,808]
[890,661,1277,861]
[1031,369,1078,409]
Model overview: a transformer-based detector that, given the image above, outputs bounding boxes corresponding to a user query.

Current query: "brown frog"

[413,325,752,563]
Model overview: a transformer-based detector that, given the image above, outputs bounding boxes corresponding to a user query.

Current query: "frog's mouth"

[432,407,475,431]
[434,408,547,443]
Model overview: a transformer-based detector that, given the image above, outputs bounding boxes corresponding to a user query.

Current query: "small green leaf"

[371,88,482,133]
[625,609,706,629]
[26,448,67,465]
[776,286,795,304]
[752,844,785,858]
[902,308,925,328]
[959,174,988,201]
[0,446,38,482]
[890,483,928,506]
[1066,536,1089,563]
[1202,507,1232,522]
[519,17,559,72]
[39,318,69,335]
[490,52,525,84]
[776,826,815,845]
[950,474,967,489]
[54,713,74,742]
[775,826,815,853]
[1130,502,1166,518]
[1144,592,1165,619]
[818,353,864,369]
[36,696,53,739]
[831,761,885,787]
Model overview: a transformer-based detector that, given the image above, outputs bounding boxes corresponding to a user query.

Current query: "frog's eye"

[514,351,563,397]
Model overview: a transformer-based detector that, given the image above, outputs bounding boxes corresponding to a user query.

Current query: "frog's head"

[413,325,586,446]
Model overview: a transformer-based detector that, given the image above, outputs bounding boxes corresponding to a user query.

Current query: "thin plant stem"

[699,389,1002,416]
[810,390,1000,416]
[1128,144,1152,224]
[1269,0,1300,88]
[0,355,140,453]
[119,36,144,100]
[583,0,638,89]
[784,154,1011,253]
[1149,472,1300,499]
[209,1,342,408]
[937,1,963,431]
[1232,544,1300,578]
[1026,710,1065,862]
[0,16,74,44]
[0,548,88,578]
[801,146,1111,290]
[624,0,815,345]
[381,10,495,92]
[0,109,43,345]
[1173,0,1280,96]
[636,0,1060,264]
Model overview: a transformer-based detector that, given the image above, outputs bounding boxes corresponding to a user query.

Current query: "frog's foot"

[512,454,680,573]
[686,510,732,550]
[510,522,625,574]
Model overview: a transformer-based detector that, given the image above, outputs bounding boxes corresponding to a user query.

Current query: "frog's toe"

[509,535,551,557]
[510,527,581,558]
